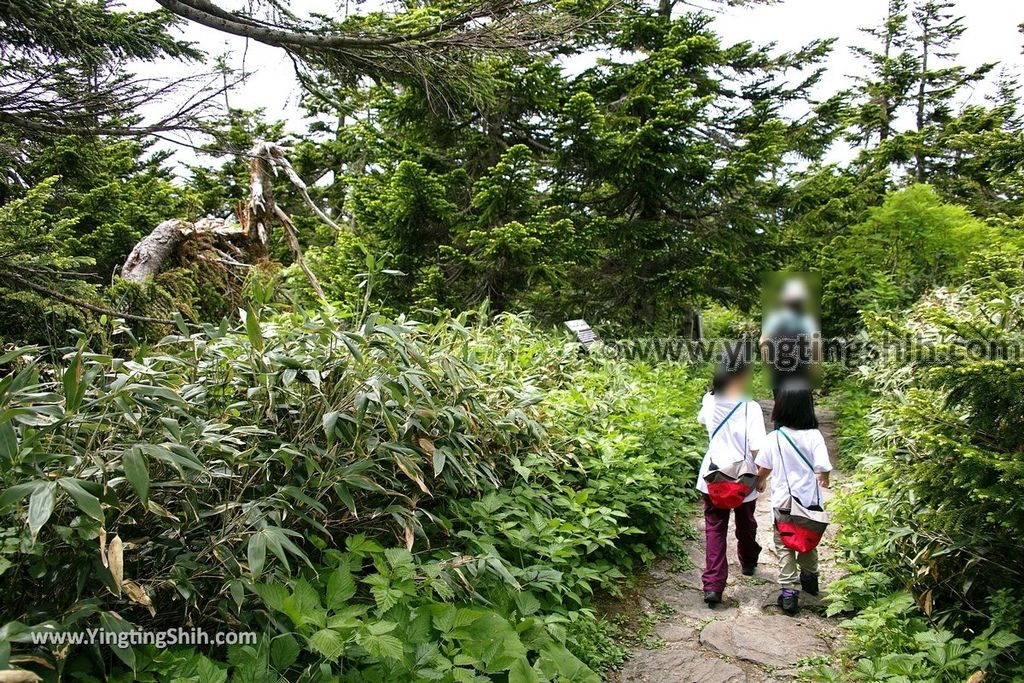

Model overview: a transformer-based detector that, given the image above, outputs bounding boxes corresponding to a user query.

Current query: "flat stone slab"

[618,646,747,683]
[654,621,695,643]
[699,615,829,666]
[643,585,719,621]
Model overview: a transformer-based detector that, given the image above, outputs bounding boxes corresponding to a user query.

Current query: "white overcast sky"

[124,0,1023,170]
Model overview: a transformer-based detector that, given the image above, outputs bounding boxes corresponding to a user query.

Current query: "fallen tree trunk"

[120,218,260,283]
[120,141,339,296]
[121,219,189,281]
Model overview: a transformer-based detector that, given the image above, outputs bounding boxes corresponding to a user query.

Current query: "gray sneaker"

[778,589,799,615]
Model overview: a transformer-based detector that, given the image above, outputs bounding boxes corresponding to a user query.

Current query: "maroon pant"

[702,494,761,592]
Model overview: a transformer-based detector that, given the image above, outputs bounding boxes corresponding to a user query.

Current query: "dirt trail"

[610,401,844,683]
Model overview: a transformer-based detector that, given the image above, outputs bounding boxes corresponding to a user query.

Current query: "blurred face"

[762,272,821,320]
[780,277,810,306]
[727,368,752,394]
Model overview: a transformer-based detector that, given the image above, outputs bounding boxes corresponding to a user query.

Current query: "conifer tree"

[848,0,918,149]
[910,0,994,182]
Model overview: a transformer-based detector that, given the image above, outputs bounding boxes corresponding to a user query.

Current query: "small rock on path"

[610,401,844,682]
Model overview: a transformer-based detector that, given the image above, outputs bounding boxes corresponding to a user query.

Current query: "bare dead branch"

[274,204,325,299]
[122,220,191,282]
[155,0,534,50]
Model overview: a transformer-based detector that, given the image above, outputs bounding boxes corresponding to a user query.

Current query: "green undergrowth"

[0,307,706,682]
[815,250,1024,682]
[820,374,875,469]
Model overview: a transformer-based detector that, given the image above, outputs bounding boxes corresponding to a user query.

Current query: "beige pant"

[773,527,818,590]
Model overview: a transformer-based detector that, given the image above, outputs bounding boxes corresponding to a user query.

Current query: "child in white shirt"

[755,379,831,615]
[696,361,766,606]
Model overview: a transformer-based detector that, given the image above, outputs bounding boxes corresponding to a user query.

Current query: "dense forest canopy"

[1,0,1023,681]
[1,0,1020,337]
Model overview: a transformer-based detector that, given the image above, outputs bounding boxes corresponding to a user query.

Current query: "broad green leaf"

[270,633,300,670]
[28,481,56,539]
[514,591,541,616]
[345,534,384,557]
[341,334,363,363]
[264,526,312,571]
[58,478,104,522]
[0,347,38,365]
[536,643,599,682]
[248,532,267,579]
[360,632,404,661]
[432,448,446,476]
[0,422,17,462]
[229,579,245,611]
[100,611,136,671]
[371,586,402,614]
[307,628,345,661]
[291,579,321,613]
[243,308,264,352]
[509,657,540,683]
[0,481,39,509]
[384,547,413,569]
[127,384,187,409]
[122,447,150,504]
[327,604,367,631]
[327,567,356,610]
[255,583,288,612]
[173,312,191,337]
[195,655,228,683]
[460,612,527,673]
[322,411,339,446]
[366,620,396,636]
[138,442,203,472]
[62,350,84,412]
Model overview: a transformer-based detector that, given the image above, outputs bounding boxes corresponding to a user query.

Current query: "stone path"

[609,402,844,683]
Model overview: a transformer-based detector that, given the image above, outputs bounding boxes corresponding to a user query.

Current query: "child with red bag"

[755,379,831,615]
[696,360,766,607]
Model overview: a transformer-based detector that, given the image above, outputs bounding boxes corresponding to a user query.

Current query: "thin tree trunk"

[915,16,930,182]
[880,11,894,142]
[0,270,176,325]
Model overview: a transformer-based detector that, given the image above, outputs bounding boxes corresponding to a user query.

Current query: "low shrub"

[0,307,704,681]
[821,248,1024,681]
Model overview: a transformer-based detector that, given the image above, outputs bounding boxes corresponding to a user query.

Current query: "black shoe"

[741,563,757,576]
[800,571,820,596]
[704,590,723,606]
[778,589,799,615]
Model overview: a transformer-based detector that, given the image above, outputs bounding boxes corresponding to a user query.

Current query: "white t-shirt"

[696,393,766,502]
[755,428,832,510]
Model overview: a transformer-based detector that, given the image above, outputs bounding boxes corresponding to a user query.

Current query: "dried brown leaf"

[107,535,124,593]
[122,580,156,617]
[99,527,108,568]
[404,522,414,551]
[395,456,430,495]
